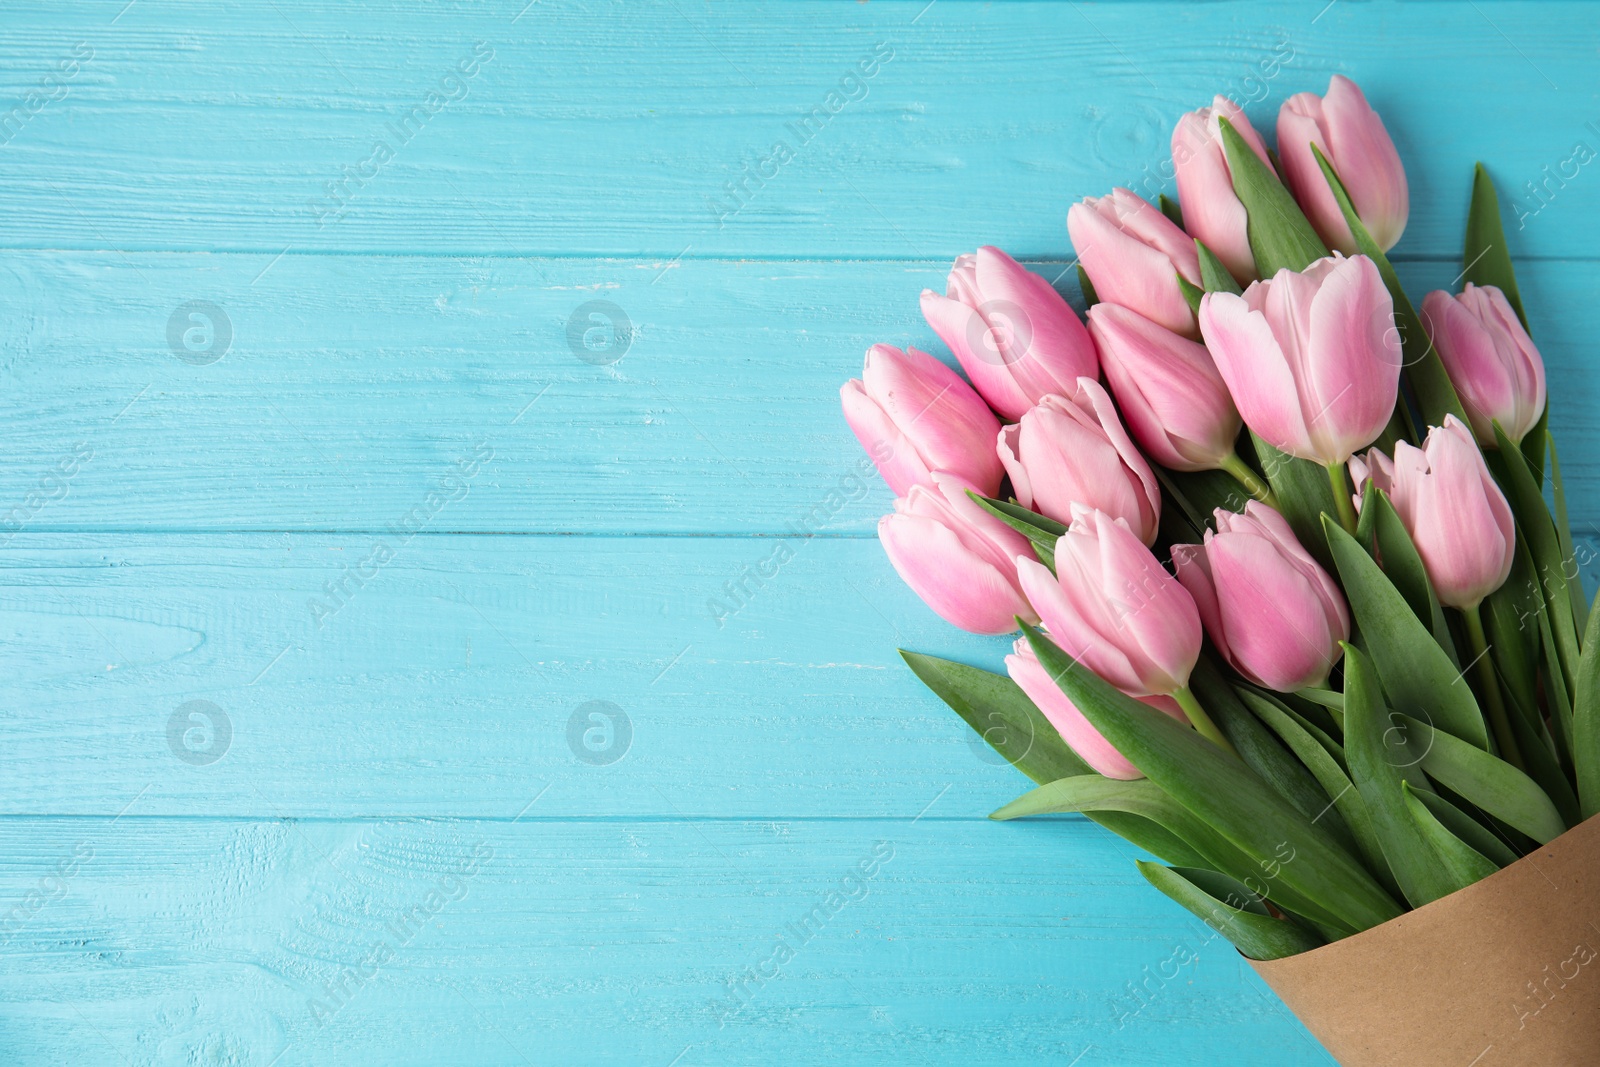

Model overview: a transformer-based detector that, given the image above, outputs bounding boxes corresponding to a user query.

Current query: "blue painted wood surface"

[1,2,1596,1063]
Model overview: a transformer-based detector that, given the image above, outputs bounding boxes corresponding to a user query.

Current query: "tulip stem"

[1173,686,1239,757]
[1219,452,1279,509]
[1325,462,1360,535]
[1461,602,1524,771]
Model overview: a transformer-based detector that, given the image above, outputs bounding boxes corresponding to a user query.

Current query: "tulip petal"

[1199,292,1314,458]
[920,290,1033,420]
[1302,256,1402,463]
[1321,76,1408,251]
[881,513,1032,634]
[841,379,930,495]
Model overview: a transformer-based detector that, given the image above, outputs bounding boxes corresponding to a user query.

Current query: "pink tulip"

[1067,189,1203,338]
[1377,417,1516,610]
[1172,502,1350,692]
[1006,639,1187,779]
[997,378,1161,544]
[1277,75,1409,253]
[1421,284,1546,446]
[919,246,1099,420]
[1016,507,1202,697]
[879,472,1040,635]
[1346,446,1396,514]
[1172,96,1276,284]
[1087,302,1242,472]
[841,344,1004,496]
[1198,253,1402,465]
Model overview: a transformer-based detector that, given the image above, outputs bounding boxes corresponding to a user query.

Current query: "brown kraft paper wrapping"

[1250,813,1600,1066]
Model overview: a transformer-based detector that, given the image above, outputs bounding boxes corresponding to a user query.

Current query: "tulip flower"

[1172,96,1276,284]
[879,472,1040,635]
[1172,503,1350,692]
[919,246,1099,420]
[1006,639,1187,779]
[1421,284,1546,446]
[1016,508,1201,696]
[1277,75,1409,253]
[1346,446,1395,514]
[1381,416,1515,612]
[1016,507,1233,751]
[1362,416,1520,765]
[1087,302,1263,492]
[997,378,1161,544]
[1067,188,1203,338]
[1198,252,1402,532]
[841,344,1004,496]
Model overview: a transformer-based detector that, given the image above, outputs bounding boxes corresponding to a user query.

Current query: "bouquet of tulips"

[840,76,1599,977]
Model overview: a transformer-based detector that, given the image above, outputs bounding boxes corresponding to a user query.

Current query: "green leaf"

[1312,145,1467,431]
[970,493,1062,571]
[1483,536,1545,732]
[1522,403,1550,486]
[900,652,1092,783]
[1365,485,1460,667]
[987,776,1231,873]
[1191,658,1355,851]
[1400,713,1568,844]
[1342,643,1465,908]
[1218,116,1329,277]
[1324,517,1490,749]
[1092,813,1215,869]
[1401,782,1501,892]
[1137,862,1325,960]
[1159,193,1184,231]
[1501,679,1580,828]
[1176,272,1204,316]
[1463,163,1528,330]
[1077,265,1099,309]
[1549,436,1587,632]
[1539,596,1576,765]
[1240,687,1397,899]
[1253,434,1339,572]
[1020,623,1401,932]
[1489,421,1581,689]
[1407,785,1520,867]
[1574,588,1600,819]
[1195,239,1243,295]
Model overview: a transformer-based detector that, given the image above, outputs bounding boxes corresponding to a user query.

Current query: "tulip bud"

[1006,639,1187,779]
[919,246,1099,421]
[1277,75,1409,253]
[879,472,1040,635]
[997,378,1161,544]
[1067,189,1203,338]
[1346,446,1395,514]
[1172,502,1350,692]
[1381,417,1516,610]
[1015,507,1202,697]
[1172,96,1276,284]
[1421,284,1546,446]
[1198,253,1402,465]
[841,344,1004,496]
[1088,302,1242,472]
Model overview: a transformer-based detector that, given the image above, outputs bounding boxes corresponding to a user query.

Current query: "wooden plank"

[4,531,1594,820]
[0,252,1596,534]
[0,815,1332,1065]
[0,2,1592,259]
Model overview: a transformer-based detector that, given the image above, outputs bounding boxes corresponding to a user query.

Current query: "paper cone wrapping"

[1251,813,1600,1066]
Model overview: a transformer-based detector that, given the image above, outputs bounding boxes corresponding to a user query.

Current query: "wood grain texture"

[1,1,1595,1063]
[0,2,1593,259]
[0,253,1595,533]
[0,816,1332,1066]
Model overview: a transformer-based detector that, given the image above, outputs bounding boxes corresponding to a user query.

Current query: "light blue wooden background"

[1,2,1597,1064]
